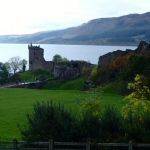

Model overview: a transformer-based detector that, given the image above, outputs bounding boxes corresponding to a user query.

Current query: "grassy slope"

[42,78,84,90]
[19,69,54,81]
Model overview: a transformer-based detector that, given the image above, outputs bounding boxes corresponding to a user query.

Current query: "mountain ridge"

[0,12,150,45]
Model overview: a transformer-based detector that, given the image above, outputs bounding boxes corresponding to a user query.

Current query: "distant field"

[0,88,125,141]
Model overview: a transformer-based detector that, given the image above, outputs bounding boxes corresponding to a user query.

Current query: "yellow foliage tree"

[121,74,150,119]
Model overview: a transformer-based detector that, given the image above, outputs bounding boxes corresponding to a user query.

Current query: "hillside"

[0,12,150,45]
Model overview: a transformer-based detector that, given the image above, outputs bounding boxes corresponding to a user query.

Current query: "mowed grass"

[0,88,125,141]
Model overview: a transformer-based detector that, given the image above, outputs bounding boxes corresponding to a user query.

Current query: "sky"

[0,0,150,35]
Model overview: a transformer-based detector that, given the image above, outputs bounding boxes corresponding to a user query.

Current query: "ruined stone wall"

[43,61,54,73]
[98,41,150,66]
[54,60,91,80]
[135,41,150,55]
[98,49,133,66]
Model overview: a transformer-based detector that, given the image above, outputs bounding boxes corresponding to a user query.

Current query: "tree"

[52,54,62,62]
[8,56,27,74]
[20,59,27,72]
[4,62,11,73]
[121,74,150,119]
[75,85,102,117]
[0,62,9,84]
[81,66,93,81]
[8,56,21,74]
[52,54,69,63]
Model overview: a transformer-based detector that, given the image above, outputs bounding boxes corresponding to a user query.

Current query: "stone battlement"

[28,43,43,50]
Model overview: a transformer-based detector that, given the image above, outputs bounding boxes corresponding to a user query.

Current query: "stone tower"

[28,43,54,73]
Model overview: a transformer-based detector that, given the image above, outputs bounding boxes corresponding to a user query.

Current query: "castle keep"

[28,43,54,73]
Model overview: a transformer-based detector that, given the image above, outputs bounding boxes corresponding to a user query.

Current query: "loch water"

[0,44,136,65]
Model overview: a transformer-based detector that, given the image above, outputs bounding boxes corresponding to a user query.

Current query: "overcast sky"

[0,0,150,35]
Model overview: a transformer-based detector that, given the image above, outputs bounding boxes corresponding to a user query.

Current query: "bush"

[79,111,101,142]
[99,105,124,142]
[122,108,145,142]
[18,100,79,142]
[8,73,22,83]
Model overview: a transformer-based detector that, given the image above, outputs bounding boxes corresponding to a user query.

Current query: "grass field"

[0,87,125,141]
[1,69,149,141]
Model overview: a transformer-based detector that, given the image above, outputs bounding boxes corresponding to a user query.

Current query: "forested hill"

[0,12,150,45]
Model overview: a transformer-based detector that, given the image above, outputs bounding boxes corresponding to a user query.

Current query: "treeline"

[0,57,27,84]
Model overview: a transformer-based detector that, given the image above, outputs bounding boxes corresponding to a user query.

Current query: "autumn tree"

[121,74,150,119]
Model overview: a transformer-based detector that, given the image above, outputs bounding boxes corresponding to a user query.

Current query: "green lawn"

[0,88,125,141]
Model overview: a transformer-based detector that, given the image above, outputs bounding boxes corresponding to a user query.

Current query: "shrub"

[122,108,146,142]
[18,100,79,142]
[99,105,123,142]
[79,111,101,142]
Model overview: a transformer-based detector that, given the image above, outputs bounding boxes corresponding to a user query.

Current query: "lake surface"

[0,44,137,66]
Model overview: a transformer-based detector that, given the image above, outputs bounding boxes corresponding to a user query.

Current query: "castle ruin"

[28,43,54,73]
[28,43,92,80]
